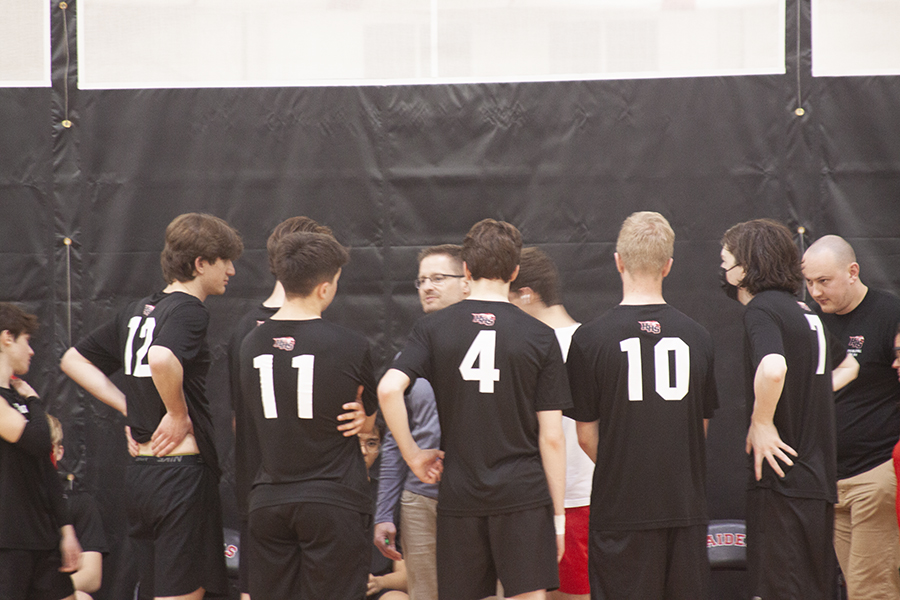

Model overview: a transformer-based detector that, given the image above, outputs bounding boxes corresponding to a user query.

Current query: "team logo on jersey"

[142,304,155,316]
[848,336,865,350]
[224,544,238,559]
[272,337,296,351]
[13,402,29,416]
[707,532,746,548]
[639,320,661,335]
[797,301,811,312]
[472,313,496,326]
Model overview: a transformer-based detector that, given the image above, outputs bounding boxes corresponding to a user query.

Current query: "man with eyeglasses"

[374,244,469,600]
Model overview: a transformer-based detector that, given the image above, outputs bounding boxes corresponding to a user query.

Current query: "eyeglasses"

[360,439,381,452]
[414,274,465,289]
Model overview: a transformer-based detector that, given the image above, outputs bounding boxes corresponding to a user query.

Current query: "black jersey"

[66,491,108,554]
[566,304,718,531]
[75,290,220,476]
[391,299,572,517]
[817,289,900,479]
[743,290,837,502]
[239,318,378,515]
[227,303,278,518]
[0,389,69,550]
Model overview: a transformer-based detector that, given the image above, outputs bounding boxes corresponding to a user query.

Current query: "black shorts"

[0,548,75,600]
[249,501,370,600]
[436,504,558,600]
[746,488,835,600]
[127,455,228,598]
[238,518,250,594]
[588,524,710,600]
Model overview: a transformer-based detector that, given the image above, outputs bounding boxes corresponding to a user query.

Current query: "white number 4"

[459,330,501,393]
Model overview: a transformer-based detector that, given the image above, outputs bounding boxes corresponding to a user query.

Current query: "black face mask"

[720,266,740,301]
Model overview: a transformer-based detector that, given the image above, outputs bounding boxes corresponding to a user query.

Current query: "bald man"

[803,235,900,600]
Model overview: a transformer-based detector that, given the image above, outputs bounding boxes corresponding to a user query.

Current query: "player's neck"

[0,362,12,389]
[619,276,665,306]
[271,296,324,321]
[163,279,207,302]
[467,278,511,302]
[838,283,868,315]
[263,281,286,308]
[533,304,578,329]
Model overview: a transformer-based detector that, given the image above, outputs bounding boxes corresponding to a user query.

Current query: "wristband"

[554,514,566,536]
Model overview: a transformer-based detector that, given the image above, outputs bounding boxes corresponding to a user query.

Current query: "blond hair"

[616,211,674,275]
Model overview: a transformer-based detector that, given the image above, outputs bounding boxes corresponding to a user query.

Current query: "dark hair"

[373,415,386,442]
[267,217,332,275]
[461,219,522,282]
[274,232,350,298]
[509,247,562,306]
[160,213,243,283]
[0,303,38,338]
[417,244,462,265]
[721,219,803,295]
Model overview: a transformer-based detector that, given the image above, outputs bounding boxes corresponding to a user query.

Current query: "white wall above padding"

[812,0,900,77]
[0,0,50,87]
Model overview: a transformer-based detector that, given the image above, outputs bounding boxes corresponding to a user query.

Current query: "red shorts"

[893,440,900,527]
[558,505,590,595]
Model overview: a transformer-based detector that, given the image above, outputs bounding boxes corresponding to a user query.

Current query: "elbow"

[60,348,79,377]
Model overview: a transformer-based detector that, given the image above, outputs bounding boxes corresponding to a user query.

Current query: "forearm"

[751,354,787,425]
[832,353,859,392]
[61,348,127,416]
[378,370,419,464]
[538,410,566,516]
[0,396,27,443]
[147,347,188,417]
[375,432,408,524]
[575,420,599,464]
[71,551,103,593]
[374,565,408,593]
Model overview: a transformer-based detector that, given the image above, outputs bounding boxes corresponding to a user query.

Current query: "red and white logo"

[472,313,496,326]
[224,544,238,558]
[707,532,746,548]
[639,321,661,335]
[848,336,865,350]
[273,337,296,351]
[142,304,155,316]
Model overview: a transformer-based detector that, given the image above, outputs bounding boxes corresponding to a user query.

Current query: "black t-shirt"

[239,318,378,515]
[743,291,837,502]
[567,304,718,530]
[0,389,68,550]
[391,299,572,517]
[817,289,900,479]
[227,303,278,518]
[66,491,108,554]
[76,290,221,477]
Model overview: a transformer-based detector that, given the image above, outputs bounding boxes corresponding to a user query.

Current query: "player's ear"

[661,257,674,278]
[613,252,626,274]
[848,262,860,282]
[192,256,206,277]
[0,330,12,347]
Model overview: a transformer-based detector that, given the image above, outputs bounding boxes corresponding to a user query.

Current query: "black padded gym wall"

[1,1,899,597]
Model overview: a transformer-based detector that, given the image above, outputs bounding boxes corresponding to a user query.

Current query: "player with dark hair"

[720,218,857,600]
[379,219,570,600]
[239,231,378,599]
[509,246,590,600]
[61,212,242,600]
[0,303,81,600]
[566,212,718,599]
[802,235,900,599]
[225,216,363,600]
[374,243,469,600]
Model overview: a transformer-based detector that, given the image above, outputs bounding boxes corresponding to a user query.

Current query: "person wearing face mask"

[720,219,858,600]
[802,235,900,600]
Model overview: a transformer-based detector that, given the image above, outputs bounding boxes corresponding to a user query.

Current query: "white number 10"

[619,337,690,401]
[253,354,315,419]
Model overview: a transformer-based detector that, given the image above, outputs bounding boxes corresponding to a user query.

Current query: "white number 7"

[459,330,501,393]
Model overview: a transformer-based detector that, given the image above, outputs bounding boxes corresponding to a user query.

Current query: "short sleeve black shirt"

[75,290,220,476]
[391,299,572,517]
[817,289,900,479]
[239,318,378,515]
[743,291,837,502]
[567,304,718,530]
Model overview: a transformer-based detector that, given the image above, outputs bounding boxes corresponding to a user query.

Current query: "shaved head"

[802,235,865,314]
[804,235,857,267]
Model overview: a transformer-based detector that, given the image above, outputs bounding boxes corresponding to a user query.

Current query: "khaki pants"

[834,459,900,600]
[400,490,439,600]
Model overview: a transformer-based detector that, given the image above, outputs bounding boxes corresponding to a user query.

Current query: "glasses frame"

[414,274,465,289]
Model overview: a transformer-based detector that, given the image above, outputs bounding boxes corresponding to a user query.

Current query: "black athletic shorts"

[0,548,75,600]
[436,504,559,600]
[238,518,250,594]
[746,488,835,600]
[249,501,370,600]
[588,524,710,600]
[127,455,228,598]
